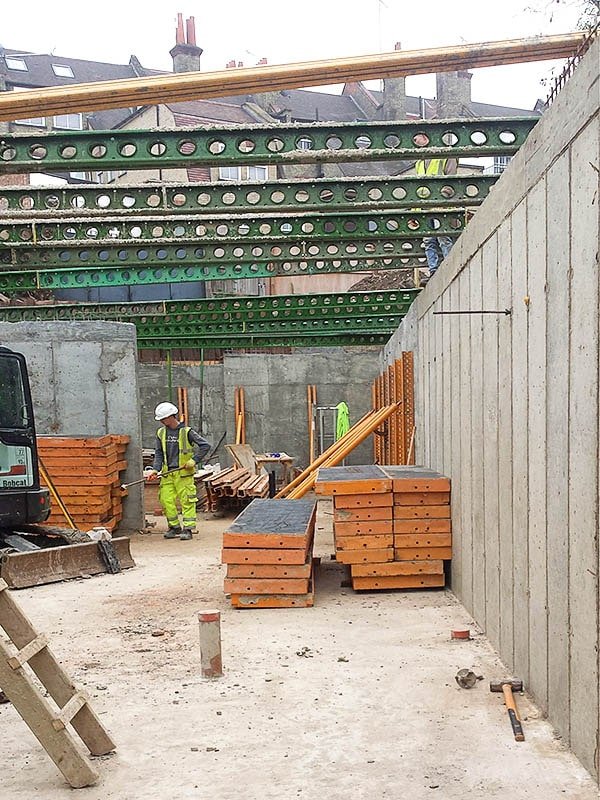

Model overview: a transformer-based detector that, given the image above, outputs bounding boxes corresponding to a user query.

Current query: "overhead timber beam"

[0,34,584,122]
[0,118,536,174]
[0,175,498,216]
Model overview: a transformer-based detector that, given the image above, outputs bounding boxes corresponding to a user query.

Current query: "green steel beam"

[0,289,419,323]
[0,209,466,245]
[0,175,498,216]
[0,117,537,174]
[0,256,424,292]
[0,238,436,269]
[135,315,400,339]
[137,332,390,349]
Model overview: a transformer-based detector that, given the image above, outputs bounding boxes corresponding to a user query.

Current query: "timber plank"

[335,534,393,550]
[394,533,452,548]
[351,560,444,577]
[333,506,392,522]
[394,546,452,560]
[392,505,451,519]
[335,548,393,564]
[393,518,452,533]
[334,519,392,536]
[352,573,445,590]
[333,493,393,509]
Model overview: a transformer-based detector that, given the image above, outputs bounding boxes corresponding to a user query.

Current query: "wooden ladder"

[0,578,115,788]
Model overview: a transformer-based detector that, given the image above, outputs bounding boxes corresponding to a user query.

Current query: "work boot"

[180,529,193,540]
[164,526,182,539]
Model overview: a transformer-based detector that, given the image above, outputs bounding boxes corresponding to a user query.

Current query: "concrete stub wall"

[381,40,600,779]
[0,321,144,530]
[138,349,380,470]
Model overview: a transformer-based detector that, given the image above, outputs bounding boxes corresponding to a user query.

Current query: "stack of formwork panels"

[222,498,316,608]
[315,465,450,591]
[37,434,129,532]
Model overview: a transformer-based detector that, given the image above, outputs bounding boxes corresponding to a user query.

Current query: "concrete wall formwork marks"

[0,321,144,529]
[381,39,600,780]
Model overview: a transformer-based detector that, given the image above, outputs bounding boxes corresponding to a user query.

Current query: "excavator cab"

[0,347,50,527]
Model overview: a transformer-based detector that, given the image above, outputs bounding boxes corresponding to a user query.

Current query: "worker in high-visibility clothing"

[415,148,458,279]
[146,402,210,540]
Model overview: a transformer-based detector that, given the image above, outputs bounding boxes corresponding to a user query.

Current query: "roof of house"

[273,88,367,121]
[0,47,163,89]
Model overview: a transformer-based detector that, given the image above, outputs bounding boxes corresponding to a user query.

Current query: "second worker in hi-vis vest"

[146,402,211,540]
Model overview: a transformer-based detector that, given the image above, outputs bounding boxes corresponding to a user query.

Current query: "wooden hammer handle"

[502,684,525,741]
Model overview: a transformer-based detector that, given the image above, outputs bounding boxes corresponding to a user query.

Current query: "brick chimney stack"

[436,70,472,117]
[382,41,407,121]
[170,13,203,73]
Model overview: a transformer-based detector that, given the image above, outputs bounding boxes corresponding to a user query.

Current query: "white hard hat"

[154,402,179,421]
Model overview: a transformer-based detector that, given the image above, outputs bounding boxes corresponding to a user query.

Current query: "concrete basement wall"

[381,39,600,780]
[138,349,380,469]
[0,321,144,530]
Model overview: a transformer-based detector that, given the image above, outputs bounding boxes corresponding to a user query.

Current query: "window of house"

[219,166,242,181]
[52,64,74,78]
[493,156,511,174]
[53,113,83,130]
[5,57,28,71]
[69,171,87,182]
[16,115,45,126]
[296,137,313,150]
[246,166,268,182]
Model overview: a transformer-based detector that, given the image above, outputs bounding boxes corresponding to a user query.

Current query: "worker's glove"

[145,469,159,482]
[184,459,197,472]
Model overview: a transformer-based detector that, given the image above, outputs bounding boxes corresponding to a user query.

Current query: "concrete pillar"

[198,610,223,678]
[436,71,472,117]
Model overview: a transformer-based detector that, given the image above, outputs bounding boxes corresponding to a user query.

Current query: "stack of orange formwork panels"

[222,498,316,609]
[37,434,129,532]
[315,465,450,591]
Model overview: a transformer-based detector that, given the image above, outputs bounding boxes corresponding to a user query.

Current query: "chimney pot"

[186,16,196,46]
[176,12,185,45]
[394,41,402,51]
[257,57,268,65]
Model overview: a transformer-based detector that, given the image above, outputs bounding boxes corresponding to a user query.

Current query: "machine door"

[0,351,36,491]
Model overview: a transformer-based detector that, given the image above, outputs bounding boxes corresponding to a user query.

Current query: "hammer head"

[490,679,523,692]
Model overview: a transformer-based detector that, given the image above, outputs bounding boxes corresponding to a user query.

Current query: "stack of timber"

[372,352,415,465]
[315,465,450,591]
[203,466,269,512]
[222,498,316,608]
[37,435,129,532]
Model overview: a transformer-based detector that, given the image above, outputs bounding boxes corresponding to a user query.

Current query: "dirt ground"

[0,501,597,800]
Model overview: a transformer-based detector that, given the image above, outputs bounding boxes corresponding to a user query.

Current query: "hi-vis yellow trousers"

[159,471,197,530]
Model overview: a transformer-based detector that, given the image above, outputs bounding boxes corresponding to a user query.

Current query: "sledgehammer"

[120,465,189,492]
[490,679,525,741]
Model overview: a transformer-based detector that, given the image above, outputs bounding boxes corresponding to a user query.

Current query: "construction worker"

[414,140,458,280]
[146,402,210,540]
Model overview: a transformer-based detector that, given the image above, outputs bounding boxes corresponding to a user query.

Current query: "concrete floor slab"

[0,502,596,799]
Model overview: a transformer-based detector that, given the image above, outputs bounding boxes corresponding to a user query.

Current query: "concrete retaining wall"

[382,40,600,779]
[138,349,380,470]
[0,321,144,530]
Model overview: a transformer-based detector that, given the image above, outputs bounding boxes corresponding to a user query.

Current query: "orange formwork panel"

[394,533,452,548]
[221,548,310,565]
[352,573,445,590]
[394,546,452,560]
[393,518,452,533]
[224,578,310,595]
[226,562,312,579]
[382,465,451,493]
[335,534,393,550]
[334,519,393,536]
[222,497,316,548]
[392,505,451,519]
[335,548,394,565]
[334,493,393,509]
[351,560,444,577]
[315,465,392,496]
[394,491,451,506]
[333,506,393,522]
[231,592,314,609]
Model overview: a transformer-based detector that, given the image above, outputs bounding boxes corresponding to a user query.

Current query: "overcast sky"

[2,0,585,110]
